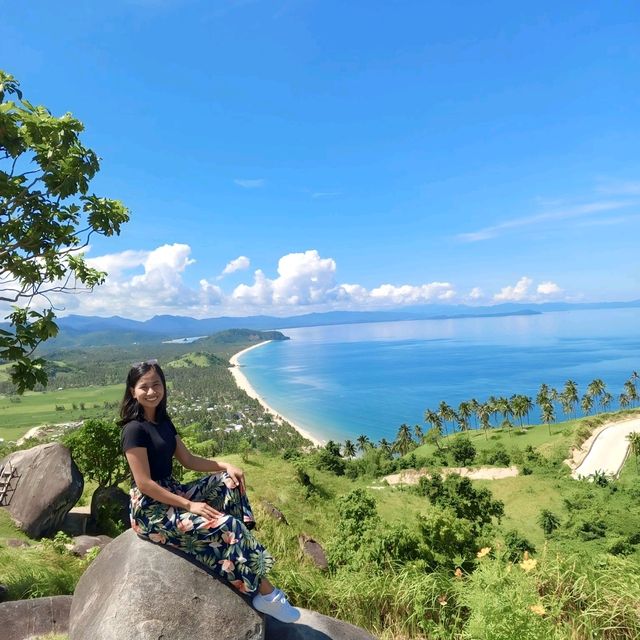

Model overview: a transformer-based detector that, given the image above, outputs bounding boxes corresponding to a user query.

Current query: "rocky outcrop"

[89,485,130,534]
[69,529,377,639]
[0,595,72,640]
[298,534,328,571]
[69,529,264,640]
[66,534,112,557]
[266,608,377,639]
[261,499,289,524]
[0,443,83,538]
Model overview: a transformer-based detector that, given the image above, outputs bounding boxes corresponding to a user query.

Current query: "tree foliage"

[0,70,129,391]
[63,418,130,488]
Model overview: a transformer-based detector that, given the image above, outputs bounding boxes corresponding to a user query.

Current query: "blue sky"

[3,1,640,318]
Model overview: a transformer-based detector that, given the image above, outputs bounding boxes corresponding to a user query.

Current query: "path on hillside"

[572,417,640,479]
[382,466,519,486]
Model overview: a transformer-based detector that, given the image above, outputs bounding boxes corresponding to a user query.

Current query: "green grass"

[0,384,123,440]
[166,352,221,368]
[0,508,30,541]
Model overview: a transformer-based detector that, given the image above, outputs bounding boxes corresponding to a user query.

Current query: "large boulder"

[69,529,264,640]
[0,595,72,640]
[266,608,377,639]
[0,443,83,538]
[89,485,130,535]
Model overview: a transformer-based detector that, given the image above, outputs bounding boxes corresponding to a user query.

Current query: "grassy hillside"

[0,384,123,439]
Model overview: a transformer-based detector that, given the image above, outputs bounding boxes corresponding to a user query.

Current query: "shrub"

[417,473,504,535]
[503,529,536,563]
[449,436,476,465]
[63,419,129,488]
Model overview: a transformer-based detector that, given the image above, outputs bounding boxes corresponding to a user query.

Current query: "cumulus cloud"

[537,281,562,296]
[493,276,533,302]
[41,244,566,319]
[493,277,563,302]
[220,256,250,277]
[234,178,266,189]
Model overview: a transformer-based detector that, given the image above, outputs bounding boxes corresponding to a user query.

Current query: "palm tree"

[540,400,555,436]
[356,434,371,453]
[343,439,356,459]
[378,438,392,458]
[626,432,640,472]
[536,383,550,408]
[457,401,472,433]
[600,392,613,413]
[623,380,639,407]
[413,424,424,444]
[487,395,499,427]
[581,393,594,416]
[469,398,480,428]
[619,393,630,410]
[393,423,415,457]
[512,394,533,427]
[494,397,513,435]
[424,408,442,433]
[477,402,491,440]
[587,379,606,412]
[562,379,579,417]
[438,401,455,435]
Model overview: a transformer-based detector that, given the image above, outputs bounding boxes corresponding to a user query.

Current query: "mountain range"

[11,298,636,349]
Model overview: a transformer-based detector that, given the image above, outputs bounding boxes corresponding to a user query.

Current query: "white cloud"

[369,282,455,304]
[492,277,563,302]
[493,276,533,302]
[220,256,250,277]
[234,178,266,189]
[537,281,562,296]
[458,200,632,243]
[35,244,567,319]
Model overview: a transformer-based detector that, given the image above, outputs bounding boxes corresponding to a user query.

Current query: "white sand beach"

[229,341,325,447]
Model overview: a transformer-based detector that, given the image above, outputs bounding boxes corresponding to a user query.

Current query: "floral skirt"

[129,472,274,594]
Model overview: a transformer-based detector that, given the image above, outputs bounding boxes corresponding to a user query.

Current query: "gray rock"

[69,528,264,640]
[261,499,289,524]
[0,595,72,640]
[5,538,29,548]
[66,534,112,557]
[266,608,377,639]
[89,485,130,535]
[298,534,328,571]
[0,443,83,538]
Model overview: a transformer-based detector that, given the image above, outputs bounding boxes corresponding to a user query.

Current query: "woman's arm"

[125,447,221,519]
[174,436,245,488]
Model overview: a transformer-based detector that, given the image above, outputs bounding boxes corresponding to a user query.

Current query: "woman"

[120,359,299,623]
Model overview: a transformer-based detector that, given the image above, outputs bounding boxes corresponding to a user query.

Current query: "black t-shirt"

[121,417,177,480]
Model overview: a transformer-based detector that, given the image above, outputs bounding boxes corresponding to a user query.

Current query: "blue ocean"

[237,308,640,444]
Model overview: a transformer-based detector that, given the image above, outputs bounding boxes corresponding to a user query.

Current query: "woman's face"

[131,368,165,418]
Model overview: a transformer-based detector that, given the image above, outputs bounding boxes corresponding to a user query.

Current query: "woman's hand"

[187,501,224,519]
[224,463,246,490]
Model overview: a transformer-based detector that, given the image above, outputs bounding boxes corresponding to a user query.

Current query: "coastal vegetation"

[1,334,639,638]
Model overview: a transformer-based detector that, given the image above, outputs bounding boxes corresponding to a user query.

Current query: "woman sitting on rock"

[119,359,299,623]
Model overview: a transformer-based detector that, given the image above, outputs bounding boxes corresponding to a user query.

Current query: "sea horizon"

[234,307,640,445]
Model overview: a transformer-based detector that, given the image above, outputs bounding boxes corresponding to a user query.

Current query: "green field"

[0,384,124,441]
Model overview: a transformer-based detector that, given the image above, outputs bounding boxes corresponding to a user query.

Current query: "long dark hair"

[118,362,170,426]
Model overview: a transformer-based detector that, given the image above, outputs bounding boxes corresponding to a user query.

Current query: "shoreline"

[229,341,325,447]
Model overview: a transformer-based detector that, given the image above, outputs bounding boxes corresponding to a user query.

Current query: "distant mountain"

[3,299,638,349]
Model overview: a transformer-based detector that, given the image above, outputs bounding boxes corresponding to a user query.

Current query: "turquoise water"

[238,308,640,444]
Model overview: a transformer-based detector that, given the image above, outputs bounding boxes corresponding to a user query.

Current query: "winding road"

[572,418,640,479]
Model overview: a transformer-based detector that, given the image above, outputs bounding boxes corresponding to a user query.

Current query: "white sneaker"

[252,588,301,623]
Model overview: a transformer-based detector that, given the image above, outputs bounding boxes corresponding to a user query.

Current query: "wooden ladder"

[0,461,19,507]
